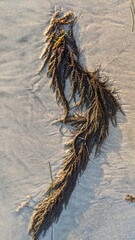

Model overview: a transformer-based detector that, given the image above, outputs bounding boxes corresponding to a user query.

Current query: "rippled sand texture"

[0,0,135,240]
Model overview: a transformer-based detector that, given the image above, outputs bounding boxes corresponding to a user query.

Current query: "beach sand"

[0,0,135,239]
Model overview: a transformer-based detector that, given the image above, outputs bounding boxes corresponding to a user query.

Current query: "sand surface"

[0,0,135,239]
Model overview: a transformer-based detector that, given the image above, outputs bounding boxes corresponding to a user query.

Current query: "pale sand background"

[0,0,135,239]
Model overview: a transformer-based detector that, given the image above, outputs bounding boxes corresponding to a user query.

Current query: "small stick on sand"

[130,2,135,32]
[48,161,54,240]
[131,0,135,13]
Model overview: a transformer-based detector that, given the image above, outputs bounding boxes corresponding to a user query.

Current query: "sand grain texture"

[0,1,135,240]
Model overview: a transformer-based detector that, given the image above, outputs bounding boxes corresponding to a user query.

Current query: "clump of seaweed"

[28,9,124,240]
[38,9,96,120]
[39,10,80,120]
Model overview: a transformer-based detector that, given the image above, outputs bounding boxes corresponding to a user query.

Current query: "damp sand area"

[0,1,135,240]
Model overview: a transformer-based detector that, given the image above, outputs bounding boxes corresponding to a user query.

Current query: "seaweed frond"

[29,69,123,240]
[28,9,124,240]
[38,11,80,119]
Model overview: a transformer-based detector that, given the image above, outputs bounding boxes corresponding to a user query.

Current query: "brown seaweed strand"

[51,48,70,120]
[28,10,123,240]
[28,71,122,240]
[28,140,91,240]
[39,12,79,118]
[39,11,99,117]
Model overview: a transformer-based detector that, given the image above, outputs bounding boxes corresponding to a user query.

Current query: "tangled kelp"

[28,10,123,240]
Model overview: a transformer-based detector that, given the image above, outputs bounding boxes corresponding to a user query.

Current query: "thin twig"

[48,162,54,240]
[131,0,135,13]
[130,4,135,32]
[48,162,53,186]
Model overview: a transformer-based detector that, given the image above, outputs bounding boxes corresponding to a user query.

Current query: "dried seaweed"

[38,10,93,119]
[29,76,122,239]
[28,10,124,240]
